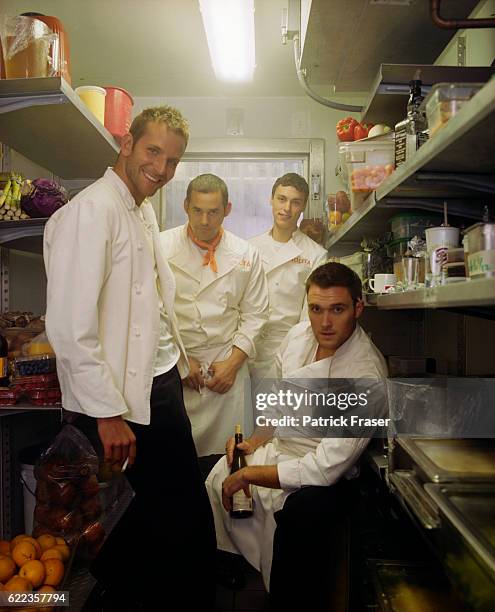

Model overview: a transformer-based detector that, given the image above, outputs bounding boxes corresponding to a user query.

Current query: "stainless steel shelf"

[0,218,47,254]
[0,77,119,179]
[377,278,495,310]
[361,64,495,126]
[328,78,495,248]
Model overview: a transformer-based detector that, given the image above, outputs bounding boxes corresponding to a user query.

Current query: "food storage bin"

[14,354,56,377]
[339,133,395,210]
[464,222,495,278]
[12,372,59,391]
[75,85,106,124]
[104,86,134,141]
[26,388,61,406]
[390,213,441,240]
[0,388,18,405]
[423,83,484,136]
[326,192,351,233]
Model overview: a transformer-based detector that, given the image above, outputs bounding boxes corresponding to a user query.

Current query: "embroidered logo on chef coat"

[291,256,311,266]
[238,258,252,270]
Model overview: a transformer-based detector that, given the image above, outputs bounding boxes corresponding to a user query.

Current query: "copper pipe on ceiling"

[430,0,495,29]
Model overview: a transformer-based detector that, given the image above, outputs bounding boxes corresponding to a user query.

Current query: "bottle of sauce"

[230,424,253,519]
[395,79,428,167]
[0,333,9,387]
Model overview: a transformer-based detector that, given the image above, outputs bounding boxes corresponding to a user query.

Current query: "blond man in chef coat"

[206,262,388,610]
[44,106,216,610]
[159,174,269,456]
[249,173,327,379]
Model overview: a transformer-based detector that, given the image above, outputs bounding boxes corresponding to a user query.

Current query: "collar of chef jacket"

[164,224,245,290]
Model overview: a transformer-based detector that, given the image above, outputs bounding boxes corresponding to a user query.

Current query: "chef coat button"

[135,283,142,295]
[137,242,144,251]
[127,369,137,377]
[133,326,141,337]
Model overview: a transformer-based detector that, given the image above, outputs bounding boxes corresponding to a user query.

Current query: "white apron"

[159,225,268,455]
[206,355,331,591]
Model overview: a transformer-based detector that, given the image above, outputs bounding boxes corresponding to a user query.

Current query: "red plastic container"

[104,86,134,141]
[27,388,61,406]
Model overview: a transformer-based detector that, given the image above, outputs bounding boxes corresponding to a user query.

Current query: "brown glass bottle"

[230,424,253,519]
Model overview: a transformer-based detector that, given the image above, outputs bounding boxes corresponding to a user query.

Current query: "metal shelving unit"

[377,278,495,310]
[328,77,495,255]
[0,77,119,179]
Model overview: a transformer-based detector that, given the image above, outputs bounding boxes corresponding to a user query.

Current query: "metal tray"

[425,483,495,611]
[368,559,464,612]
[398,438,495,483]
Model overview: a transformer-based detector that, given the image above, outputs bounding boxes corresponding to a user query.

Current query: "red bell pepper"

[353,123,368,140]
[336,116,358,142]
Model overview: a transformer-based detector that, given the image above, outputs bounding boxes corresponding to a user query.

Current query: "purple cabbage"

[21,178,69,218]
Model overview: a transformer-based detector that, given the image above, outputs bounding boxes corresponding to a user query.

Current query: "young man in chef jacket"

[249,173,327,379]
[206,262,388,610]
[159,174,269,456]
[44,107,216,610]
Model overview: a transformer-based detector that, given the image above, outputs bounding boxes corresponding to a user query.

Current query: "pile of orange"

[0,533,69,611]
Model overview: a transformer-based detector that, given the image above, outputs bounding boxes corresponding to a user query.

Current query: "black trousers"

[71,366,216,610]
[269,478,356,612]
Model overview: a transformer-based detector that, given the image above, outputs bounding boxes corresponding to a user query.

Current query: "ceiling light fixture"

[199,0,255,82]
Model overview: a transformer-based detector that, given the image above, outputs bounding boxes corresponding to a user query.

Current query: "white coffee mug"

[369,273,396,293]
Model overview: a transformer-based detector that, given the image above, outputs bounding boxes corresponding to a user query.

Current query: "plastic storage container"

[104,86,134,141]
[390,213,441,240]
[27,388,61,406]
[14,354,56,377]
[424,82,484,136]
[340,134,395,210]
[0,388,18,405]
[12,372,59,391]
[75,85,106,123]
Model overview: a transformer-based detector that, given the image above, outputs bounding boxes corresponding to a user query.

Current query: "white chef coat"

[206,321,387,589]
[249,229,327,378]
[44,168,188,425]
[159,224,269,455]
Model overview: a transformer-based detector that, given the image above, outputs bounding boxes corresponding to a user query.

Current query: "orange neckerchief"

[187,225,224,273]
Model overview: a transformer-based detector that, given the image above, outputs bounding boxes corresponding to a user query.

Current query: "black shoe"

[216,551,246,590]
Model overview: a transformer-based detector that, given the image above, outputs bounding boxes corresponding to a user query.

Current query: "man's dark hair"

[306,262,362,303]
[271,173,309,202]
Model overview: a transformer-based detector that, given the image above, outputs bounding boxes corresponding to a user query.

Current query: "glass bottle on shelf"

[394,79,428,167]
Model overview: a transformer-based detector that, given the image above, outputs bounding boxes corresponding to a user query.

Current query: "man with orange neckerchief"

[159,174,269,456]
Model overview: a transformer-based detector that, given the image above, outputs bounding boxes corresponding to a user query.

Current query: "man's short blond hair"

[129,106,189,145]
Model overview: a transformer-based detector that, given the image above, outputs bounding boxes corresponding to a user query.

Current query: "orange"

[0,555,16,582]
[4,575,33,591]
[42,559,64,587]
[54,537,66,547]
[0,540,10,555]
[19,559,45,588]
[52,545,70,562]
[37,584,57,612]
[12,541,37,567]
[40,548,63,562]
[37,534,56,552]
[10,534,29,551]
[19,537,41,559]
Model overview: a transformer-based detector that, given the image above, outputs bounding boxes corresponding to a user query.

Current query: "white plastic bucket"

[20,463,36,535]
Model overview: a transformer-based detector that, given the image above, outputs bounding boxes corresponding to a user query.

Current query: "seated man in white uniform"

[206,262,388,610]
[249,173,327,379]
[160,174,268,456]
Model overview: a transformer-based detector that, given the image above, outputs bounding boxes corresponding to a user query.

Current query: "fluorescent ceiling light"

[199,0,255,82]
